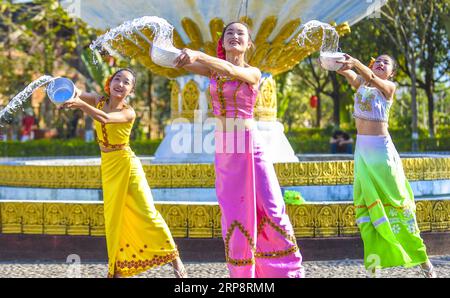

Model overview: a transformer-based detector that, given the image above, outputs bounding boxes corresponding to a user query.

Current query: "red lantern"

[310,95,318,108]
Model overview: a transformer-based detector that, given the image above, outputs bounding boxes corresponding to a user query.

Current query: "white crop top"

[353,83,392,123]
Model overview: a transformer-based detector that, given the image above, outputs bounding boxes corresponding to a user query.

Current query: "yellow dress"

[94,98,179,277]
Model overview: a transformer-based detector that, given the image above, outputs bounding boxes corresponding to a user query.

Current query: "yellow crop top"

[94,97,134,149]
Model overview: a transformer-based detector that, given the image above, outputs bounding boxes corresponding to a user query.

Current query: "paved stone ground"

[0,255,449,278]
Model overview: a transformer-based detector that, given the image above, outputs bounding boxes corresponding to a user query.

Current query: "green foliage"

[0,0,173,140]
[0,139,100,157]
[274,0,450,138]
[286,127,450,154]
[1,0,449,146]
[0,139,162,157]
[130,139,162,155]
[288,136,450,154]
[0,131,447,157]
[81,49,114,91]
[0,0,98,132]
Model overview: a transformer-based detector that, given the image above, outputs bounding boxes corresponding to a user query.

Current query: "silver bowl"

[46,77,75,105]
[319,52,346,71]
[151,45,181,68]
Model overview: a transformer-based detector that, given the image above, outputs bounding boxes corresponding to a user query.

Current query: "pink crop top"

[209,73,258,119]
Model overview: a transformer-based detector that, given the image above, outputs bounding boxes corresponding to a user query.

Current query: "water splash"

[0,76,54,126]
[89,16,180,67]
[296,20,340,54]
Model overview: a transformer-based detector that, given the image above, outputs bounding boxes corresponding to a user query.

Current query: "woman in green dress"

[333,54,436,277]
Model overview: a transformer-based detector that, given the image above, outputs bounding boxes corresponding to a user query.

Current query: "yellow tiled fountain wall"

[0,201,449,238]
[0,157,449,238]
[0,158,449,189]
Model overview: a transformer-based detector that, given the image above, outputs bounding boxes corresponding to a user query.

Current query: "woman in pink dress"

[175,22,304,278]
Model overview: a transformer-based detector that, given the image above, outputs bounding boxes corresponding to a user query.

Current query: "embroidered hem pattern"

[224,219,299,266]
[108,250,179,278]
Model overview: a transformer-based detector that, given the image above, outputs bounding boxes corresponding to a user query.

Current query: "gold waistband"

[99,143,130,153]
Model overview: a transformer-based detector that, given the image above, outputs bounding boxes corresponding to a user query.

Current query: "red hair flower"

[104,75,112,96]
[217,38,226,60]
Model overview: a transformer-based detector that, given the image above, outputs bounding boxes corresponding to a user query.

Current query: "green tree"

[0,0,97,129]
[294,56,330,127]
[379,0,437,150]
[415,1,450,137]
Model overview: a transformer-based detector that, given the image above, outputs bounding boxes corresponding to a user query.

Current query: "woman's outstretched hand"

[174,48,200,68]
[337,54,358,71]
[58,97,84,110]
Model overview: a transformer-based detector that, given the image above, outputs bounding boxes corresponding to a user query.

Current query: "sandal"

[420,264,437,278]
[171,262,188,278]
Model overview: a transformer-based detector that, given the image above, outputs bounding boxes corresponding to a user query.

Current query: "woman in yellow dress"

[60,68,187,278]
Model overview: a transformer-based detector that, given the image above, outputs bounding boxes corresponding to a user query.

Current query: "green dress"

[354,134,429,269]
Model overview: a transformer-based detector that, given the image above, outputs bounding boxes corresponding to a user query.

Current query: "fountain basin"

[0,154,449,203]
[0,154,448,239]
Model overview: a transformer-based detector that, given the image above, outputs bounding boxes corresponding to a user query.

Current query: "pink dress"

[210,73,304,278]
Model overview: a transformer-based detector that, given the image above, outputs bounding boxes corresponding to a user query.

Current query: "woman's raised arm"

[175,49,261,87]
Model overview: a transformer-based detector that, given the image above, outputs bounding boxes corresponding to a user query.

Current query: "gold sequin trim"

[108,250,179,278]
[256,217,299,258]
[224,218,300,265]
[227,257,255,266]
[257,217,297,243]
[224,220,256,267]
[214,75,245,118]
[255,245,299,259]
[216,76,227,117]
[96,97,128,149]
